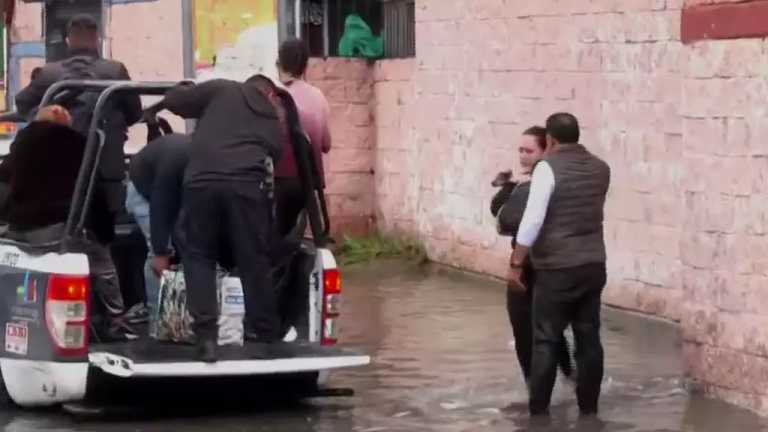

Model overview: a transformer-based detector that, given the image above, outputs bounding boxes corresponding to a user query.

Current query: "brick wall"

[678,0,768,413]
[373,59,418,235]
[369,0,687,319]
[307,59,376,237]
[108,0,185,81]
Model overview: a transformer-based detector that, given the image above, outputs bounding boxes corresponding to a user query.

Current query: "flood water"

[0,260,766,431]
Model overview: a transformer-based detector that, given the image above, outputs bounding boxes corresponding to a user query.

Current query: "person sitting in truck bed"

[0,105,134,341]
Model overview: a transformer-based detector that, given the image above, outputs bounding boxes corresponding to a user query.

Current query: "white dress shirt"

[516,161,556,247]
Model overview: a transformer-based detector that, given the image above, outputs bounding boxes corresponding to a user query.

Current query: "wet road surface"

[0,260,766,431]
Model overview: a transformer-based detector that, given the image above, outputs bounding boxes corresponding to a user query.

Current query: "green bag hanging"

[338,14,384,59]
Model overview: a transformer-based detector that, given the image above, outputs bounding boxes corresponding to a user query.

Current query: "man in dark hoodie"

[125,133,191,335]
[151,76,284,361]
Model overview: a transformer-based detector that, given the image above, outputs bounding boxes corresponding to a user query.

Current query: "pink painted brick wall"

[369,0,687,319]
[10,2,42,43]
[679,37,768,415]
[307,58,376,237]
[107,0,185,81]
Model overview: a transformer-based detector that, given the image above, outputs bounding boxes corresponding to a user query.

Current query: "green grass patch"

[337,233,428,266]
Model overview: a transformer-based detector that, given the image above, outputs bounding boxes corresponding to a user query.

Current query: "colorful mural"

[193,0,280,82]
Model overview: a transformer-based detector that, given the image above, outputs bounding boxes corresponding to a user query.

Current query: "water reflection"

[0,260,765,431]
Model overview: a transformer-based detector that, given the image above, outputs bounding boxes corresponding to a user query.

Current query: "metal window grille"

[383,0,415,58]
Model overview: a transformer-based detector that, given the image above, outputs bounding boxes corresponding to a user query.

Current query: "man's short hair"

[66,14,99,36]
[545,112,580,144]
[278,38,310,78]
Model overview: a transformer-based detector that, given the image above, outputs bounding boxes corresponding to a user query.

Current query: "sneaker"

[282,326,298,342]
[98,320,139,342]
[123,303,149,325]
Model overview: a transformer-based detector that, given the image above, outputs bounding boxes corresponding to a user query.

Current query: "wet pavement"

[1,260,767,431]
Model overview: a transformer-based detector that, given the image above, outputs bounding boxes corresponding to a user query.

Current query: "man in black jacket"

[152,75,285,361]
[14,14,142,333]
[15,14,142,227]
[125,133,190,332]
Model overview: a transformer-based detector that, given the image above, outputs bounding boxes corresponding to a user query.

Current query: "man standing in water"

[508,113,610,416]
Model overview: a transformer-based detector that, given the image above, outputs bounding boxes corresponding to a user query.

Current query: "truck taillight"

[45,274,89,357]
[321,269,341,346]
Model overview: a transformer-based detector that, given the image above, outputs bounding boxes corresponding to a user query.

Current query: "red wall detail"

[682,0,768,43]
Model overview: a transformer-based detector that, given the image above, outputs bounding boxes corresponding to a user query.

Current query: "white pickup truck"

[0,81,369,411]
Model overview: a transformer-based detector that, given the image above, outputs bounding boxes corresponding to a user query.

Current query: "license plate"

[5,322,28,355]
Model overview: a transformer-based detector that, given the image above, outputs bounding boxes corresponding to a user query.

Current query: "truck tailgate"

[89,340,370,378]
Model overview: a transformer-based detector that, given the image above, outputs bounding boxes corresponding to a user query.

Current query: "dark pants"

[529,263,606,416]
[275,177,304,237]
[181,181,279,342]
[507,263,572,381]
[70,235,126,341]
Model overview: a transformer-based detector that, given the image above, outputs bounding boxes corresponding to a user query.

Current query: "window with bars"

[382,0,415,58]
[282,0,415,59]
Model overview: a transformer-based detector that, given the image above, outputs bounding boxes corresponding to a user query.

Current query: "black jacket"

[129,133,190,256]
[496,182,531,238]
[15,48,142,197]
[161,77,283,185]
[0,121,112,243]
[490,182,517,218]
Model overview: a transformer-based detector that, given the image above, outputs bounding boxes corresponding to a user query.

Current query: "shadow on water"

[0,259,766,431]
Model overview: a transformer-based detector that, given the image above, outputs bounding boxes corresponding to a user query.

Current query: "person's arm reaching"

[148,161,183,259]
[116,63,143,126]
[160,79,229,119]
[509,161,555,288]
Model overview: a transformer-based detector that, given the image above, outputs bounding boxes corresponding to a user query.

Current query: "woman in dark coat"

[491,126,574,387]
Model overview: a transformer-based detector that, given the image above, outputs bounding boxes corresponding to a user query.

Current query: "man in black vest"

[508,113,611,416]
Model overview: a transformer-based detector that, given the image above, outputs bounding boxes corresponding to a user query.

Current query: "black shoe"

[244,331,279,344]
[123,303,149,325]
[197,339,218,363]
[95,319,139,342]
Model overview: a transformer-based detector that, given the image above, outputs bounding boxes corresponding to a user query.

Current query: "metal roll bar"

[40,81,177,250]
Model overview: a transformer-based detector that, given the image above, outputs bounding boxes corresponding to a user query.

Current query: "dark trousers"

[529,263,606,415]
[275,177,304,237]
[181,181,279,341]
[507,264,572,381]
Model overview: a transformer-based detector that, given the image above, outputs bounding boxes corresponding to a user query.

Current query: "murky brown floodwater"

[0,260,766,431]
